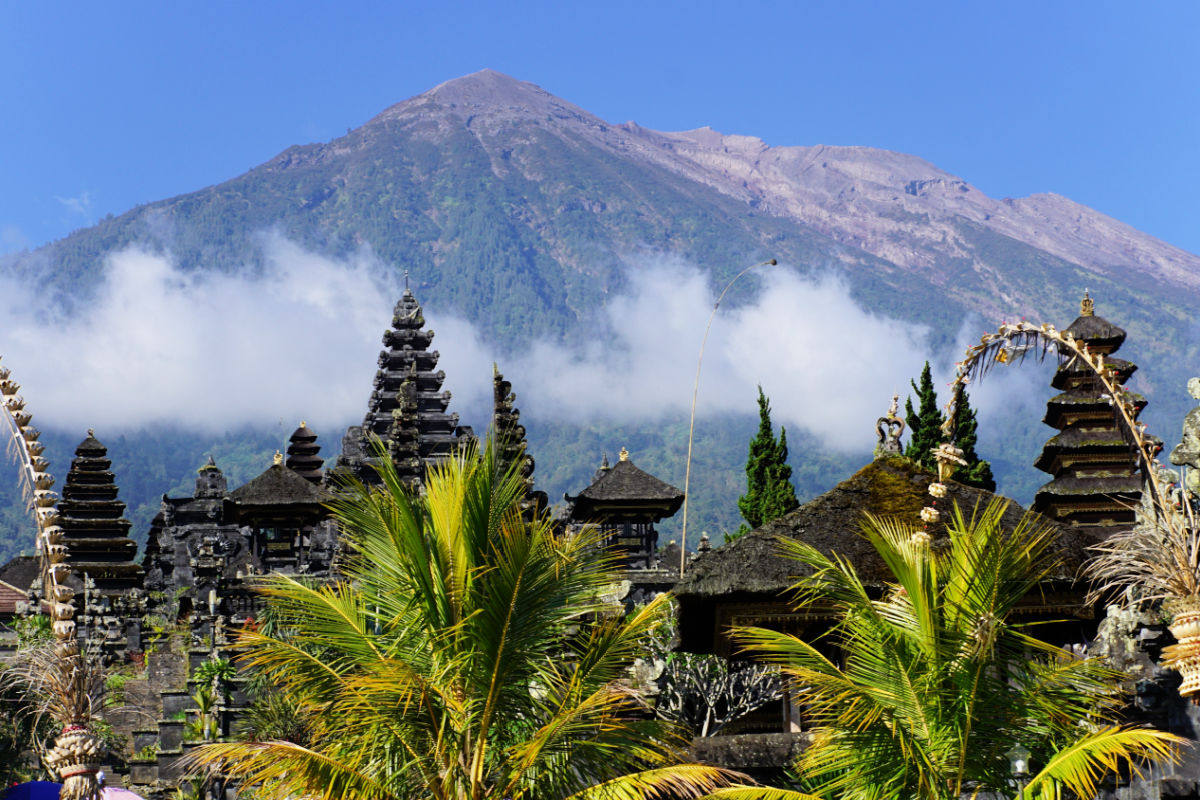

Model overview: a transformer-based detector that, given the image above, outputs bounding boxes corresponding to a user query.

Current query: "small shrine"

[228,450,336,575]
[564,448,684,569]
[335,283,474,487]
[1032,294,1147,539]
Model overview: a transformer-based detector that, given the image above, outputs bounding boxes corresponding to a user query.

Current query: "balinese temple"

[56,431,143,598]
[143,444,342,632]
[674,452,1090,781]
[285,422,324,483]
[564,448,685,569]
[336,285,474,487]
[142,457,245,620]
[493,365,533,490]
[675,455,1088,659]
[492,365,548,512]
[1032,294,1147,540]
[228,451,336,575]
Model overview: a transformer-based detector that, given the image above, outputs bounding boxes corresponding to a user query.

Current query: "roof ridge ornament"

[1081,290,1094,317]
[273,450,283,466]
[619,446,630,462]
[875,393,905,456]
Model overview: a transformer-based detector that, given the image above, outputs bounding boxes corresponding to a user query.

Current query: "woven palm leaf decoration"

[933,320,1200,695]
[1,356,105,799]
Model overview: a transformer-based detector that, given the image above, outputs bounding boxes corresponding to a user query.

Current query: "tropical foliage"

[185,440,737,800]
[735,501,1181,800]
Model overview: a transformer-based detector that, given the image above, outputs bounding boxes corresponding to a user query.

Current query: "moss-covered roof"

[1063,313,1126,350]
[229,463,333,507]
[567,458,684,521]
[1034,474,1143,497]
[1039,426,1137,449]
[676,456,1078,599]
[0,555,40,591]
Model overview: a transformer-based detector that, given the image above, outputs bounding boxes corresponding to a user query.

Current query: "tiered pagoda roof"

[493,365,534,491]
[492,365,548,514]
[1032,295,1145,539]
[337,285,474,486]
[564,448,684,570]
[56,431,143,595]
[566,449,685,522]
[285,422,324,483]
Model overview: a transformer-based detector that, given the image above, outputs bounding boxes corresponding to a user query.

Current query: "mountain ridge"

[2,68,1197,564]
[360,70,1200,301]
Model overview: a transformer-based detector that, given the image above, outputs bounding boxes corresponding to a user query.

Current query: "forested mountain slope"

[2,70,1196,561]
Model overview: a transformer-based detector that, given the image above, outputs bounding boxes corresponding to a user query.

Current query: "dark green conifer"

[904,361,943,470]
[736,387,799,536]
[952,388,996,491]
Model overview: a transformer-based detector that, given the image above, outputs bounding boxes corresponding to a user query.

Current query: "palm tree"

[733,501,1181,800]
[185,440,737,800]
[192,658,237,741]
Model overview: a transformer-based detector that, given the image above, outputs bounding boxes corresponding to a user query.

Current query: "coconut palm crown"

[734,501,1181,800]
[186,438,737,800]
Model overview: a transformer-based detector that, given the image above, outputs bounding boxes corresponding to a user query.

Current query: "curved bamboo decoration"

[1,356,104,799]
[938,320,1200,694]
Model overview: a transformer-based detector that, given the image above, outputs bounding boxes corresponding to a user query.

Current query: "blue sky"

[2,1,1197,255]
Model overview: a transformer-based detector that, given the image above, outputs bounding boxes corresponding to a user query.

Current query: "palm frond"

[562,764,741,800]
[1025,726,1183,800]
[703,787,822,800]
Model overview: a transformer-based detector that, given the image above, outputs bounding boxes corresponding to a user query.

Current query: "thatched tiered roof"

[675,456,1088,653]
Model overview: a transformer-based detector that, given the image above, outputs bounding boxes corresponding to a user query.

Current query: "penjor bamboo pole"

[679,259,776,578]
[0,356,104,800]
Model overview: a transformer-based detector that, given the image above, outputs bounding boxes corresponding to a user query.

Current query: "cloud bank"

[0,241,1024,454]
[0,236,399,435]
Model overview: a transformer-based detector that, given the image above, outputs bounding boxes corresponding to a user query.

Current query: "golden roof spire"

[619,446,630,462]
[1081,290,1094,317]
[273,450,283,465]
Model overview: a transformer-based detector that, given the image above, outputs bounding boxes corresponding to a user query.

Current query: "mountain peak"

[370,69,599,129]
[423,69,548,106]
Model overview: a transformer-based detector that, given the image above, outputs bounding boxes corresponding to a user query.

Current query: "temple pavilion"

[564,448,685,570]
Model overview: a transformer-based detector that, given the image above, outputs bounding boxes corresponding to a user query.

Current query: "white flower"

[927,482,948,499]
[920,507,940,524]
[911,531,932,547]
[933,443,967,467]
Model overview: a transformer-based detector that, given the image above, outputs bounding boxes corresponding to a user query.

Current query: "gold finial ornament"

[619,447,630,462]
[1081,290,1094,317]
[300,420,307,428]
[273,450,283,465]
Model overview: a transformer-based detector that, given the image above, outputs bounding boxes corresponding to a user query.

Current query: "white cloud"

[0,235,399,434]
[53,191,94,221]
[496,259,935,451]
[0,242,989,455]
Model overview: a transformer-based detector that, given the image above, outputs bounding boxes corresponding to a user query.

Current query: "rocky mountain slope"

[2,69,1197,559]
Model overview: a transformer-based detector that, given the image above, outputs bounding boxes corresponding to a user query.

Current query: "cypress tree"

[904,361,943,470]
[736,387,799,536]
[953,389,996,491]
